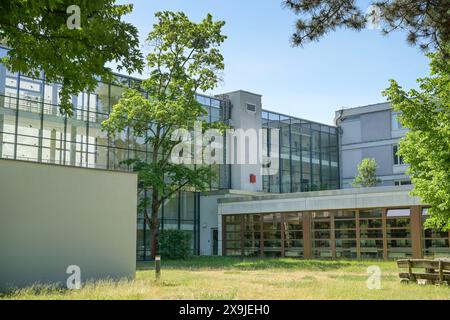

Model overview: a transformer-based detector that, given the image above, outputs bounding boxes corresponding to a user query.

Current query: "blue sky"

[115,0,430,125]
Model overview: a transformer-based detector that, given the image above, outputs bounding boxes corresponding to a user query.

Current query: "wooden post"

[241,216,245,257]
[260,214,264,258]
[356,210,361,259]
[303,212,312,259]
[407,259,415,281]
[222,215,226,257]
[330,211,336,259]
[155,255,161,281]
[438,260,444,283]
[410,206,423,259]
[382,209,388,260]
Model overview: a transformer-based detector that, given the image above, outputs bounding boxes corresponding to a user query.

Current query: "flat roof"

[218,185,413,203]
[217,185,424,215]
[335,102,391,117]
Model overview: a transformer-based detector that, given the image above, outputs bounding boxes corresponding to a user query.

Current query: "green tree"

[283,0,449,52]
[352,158,381,187]
[383,44,450,230]
[0,0,144,115]
[102,11,227,259]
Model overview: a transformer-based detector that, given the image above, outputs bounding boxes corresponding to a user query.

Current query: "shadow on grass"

[138,256,368,271]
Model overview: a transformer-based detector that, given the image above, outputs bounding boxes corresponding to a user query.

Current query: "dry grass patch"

[1,257,449,300]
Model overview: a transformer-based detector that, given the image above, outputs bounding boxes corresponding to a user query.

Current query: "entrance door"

[212,228,218,255]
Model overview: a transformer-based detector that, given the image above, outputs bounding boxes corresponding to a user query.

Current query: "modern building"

[218,186,425,259]
[335,102,410,188]
[1,44,449,261]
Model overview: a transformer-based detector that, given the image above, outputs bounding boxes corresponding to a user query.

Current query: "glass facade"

[223,206,448,259]
[1,46,342,261]
[422,209,450,258]
[262,111,340,193]
[0,49,229,260]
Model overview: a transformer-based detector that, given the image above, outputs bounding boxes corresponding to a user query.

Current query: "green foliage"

[158,230,192,260]
[102,11,227,200]
[0,0,144,115]
[352,158,381,188]
[283,0,449,52]
[383,44,450,231]
[102,11,227,257]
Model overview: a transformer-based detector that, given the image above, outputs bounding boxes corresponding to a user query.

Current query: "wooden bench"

[397,259,450,285]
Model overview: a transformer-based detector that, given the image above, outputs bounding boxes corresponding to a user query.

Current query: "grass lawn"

[1,257,449,300]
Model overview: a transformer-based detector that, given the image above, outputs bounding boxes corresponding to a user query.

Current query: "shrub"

[158,230,192,260]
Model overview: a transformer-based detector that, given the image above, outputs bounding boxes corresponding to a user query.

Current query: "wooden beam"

[356,210,361,259]
[222,215,226,257]
[330,211,336,259]
[410,206,423,259]
[241,216,245,257]
[260,214,264,258]
[382,208,388,260]
[303,212,312,259]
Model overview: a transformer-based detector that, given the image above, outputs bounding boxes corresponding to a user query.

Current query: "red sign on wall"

[249,174,256,184]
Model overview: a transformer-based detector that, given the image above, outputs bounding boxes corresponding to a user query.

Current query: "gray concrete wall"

[199,194,221,255]
[360,110,391,141]
[0,159,137,290]
[226,90,263,192]
[342,149,362,181]
[361,145,393,176]
[336,103,409,188]
[340,117,361,145]
[218,186,423,216]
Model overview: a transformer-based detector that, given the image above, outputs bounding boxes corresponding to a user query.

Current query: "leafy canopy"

[283,0,450,52]
[102,11,227,257]
[352,158,381,188]
[102,11,227,201]
[383,43,450,230]
[0,0,144,115]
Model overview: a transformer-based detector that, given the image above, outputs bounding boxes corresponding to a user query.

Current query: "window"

[392,111,403,130]
[246,103,256,112]
[334,210,357,259]
[359,209,384,259]
[393,145,404,165]
[284,213,303,257]
[422,209,450,258]
[312,211,332,258]
[394,180,411,186]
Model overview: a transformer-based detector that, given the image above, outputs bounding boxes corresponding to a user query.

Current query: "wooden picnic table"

[397,258,450,285]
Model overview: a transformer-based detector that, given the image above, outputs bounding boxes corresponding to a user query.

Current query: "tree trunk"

[150,191,160,260]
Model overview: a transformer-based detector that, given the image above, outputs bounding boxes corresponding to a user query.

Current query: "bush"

[158,230,192,260]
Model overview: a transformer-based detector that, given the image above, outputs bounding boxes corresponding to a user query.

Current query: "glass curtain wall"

[261,111,339,193]
[422,209,450,258]
[0,55,227,260]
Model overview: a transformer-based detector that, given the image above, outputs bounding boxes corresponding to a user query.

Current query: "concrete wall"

[336,103,410,188]
[0,159,137,290]
[199,194,221,255]
[218,186,422,216]
[360,110,391,141]
[226,90,263,192]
